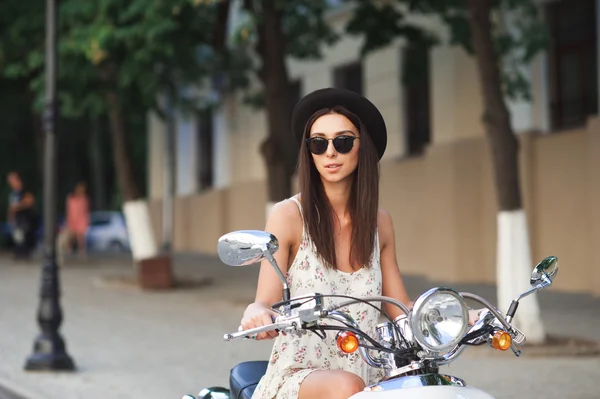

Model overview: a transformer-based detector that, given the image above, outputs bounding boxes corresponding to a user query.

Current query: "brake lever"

[510,344,522,357]
[241,316,281,340]
[509,324,527,345]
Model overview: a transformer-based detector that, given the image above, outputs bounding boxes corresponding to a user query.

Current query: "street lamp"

[24,0,76,372]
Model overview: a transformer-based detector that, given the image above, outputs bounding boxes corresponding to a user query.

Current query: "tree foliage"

[222,0,340,107]
[0,0,225,206]
[345,0,549,100]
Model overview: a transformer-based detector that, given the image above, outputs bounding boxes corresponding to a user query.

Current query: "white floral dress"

[252,196,384,399]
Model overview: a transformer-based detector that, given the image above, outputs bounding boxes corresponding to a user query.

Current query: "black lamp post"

[24,0,75,372]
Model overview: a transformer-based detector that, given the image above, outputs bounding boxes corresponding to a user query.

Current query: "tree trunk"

[212,0,231,51]
[257,1,298,212]
[466,0,545,343]
[105,90,141,202]
[89,116,106,210]
[105,88,158,262]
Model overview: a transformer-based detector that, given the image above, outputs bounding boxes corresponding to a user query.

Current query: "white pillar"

[507,90,534,133]
[123,200,158,261]
[212,101,231,189]
[175,112,199,196]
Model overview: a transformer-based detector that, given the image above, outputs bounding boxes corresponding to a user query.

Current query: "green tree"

[2,0,232,263]
[2,0,225,200]
[206,0,339,207]
[54,0,221,201]
[345,0,549,342]
[53,0,233,262]
[0,0,46,196]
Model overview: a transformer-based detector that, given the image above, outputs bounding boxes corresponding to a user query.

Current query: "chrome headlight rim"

[409,287,469,354]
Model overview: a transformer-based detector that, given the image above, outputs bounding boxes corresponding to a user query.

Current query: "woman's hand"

[468,308,484,326]
[240,302,280,340]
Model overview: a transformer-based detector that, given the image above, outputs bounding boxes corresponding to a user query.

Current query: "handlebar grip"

[223,322,282,341]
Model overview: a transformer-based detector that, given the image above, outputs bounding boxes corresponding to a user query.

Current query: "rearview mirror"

[217,230,279,267]
[217,229,290,302]
[530,256,559,286]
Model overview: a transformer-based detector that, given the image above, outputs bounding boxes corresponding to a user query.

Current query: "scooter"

[181,230,559,399]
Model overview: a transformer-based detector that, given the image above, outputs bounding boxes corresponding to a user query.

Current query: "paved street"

[0,253,599,399]
[0,384,26,399]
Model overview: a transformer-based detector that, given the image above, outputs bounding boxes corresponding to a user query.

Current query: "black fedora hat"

[291,87,387,159]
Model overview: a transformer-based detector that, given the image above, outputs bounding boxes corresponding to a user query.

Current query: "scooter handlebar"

[223,321,288,341]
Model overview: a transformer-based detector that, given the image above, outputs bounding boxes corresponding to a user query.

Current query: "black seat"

[230,361,269,399]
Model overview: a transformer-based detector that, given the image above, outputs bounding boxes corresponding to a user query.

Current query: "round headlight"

[409,287,469,353]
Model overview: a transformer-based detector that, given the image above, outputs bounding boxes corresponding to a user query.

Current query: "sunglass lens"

[333,136,355,154]
[308,138,328,155]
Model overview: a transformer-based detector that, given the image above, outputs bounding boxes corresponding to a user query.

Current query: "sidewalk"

[0,252,599,399]
[0,384,27,399]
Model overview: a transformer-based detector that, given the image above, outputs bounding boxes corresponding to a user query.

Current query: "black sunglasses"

[304,135,359,155]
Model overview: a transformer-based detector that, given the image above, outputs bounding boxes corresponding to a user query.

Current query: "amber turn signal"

[337,331,360,353]
[491,331,512,351]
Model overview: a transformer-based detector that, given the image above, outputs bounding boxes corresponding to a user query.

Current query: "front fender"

[350,374,496,399]
[351,385,496,399]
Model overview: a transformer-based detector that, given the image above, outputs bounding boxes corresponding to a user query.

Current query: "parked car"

[2,211,130,254]
[86,211,130,253]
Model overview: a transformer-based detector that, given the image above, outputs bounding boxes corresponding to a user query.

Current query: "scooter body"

[181,230,560,399]
[200,367,496,399]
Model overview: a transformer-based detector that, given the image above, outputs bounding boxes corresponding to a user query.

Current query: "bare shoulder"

[377,208,395,245]
[269,198,303,223]
[266,198,303,243]
[377,208,394,229]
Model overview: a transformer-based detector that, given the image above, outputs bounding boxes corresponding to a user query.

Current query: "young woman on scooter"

[240,88,477,399]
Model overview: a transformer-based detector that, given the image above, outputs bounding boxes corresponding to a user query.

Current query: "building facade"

[147,0,600,295]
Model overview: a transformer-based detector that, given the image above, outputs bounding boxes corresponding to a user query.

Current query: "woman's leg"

[76,232,87,257]
[299,370,365,399]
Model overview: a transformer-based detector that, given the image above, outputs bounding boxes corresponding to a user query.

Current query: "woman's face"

[75,183,86,195]
[308,113,360,184]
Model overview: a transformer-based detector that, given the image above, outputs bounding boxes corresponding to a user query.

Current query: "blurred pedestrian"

[6,171,38,260]
[62,181,90,259]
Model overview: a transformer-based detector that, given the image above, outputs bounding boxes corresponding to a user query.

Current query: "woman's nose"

[325,140,337,157]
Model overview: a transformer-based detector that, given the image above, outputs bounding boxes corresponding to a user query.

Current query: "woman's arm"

[10,192,35,212]
[378,209,412,319]
[253,199,303,306]
[241,199,303,339]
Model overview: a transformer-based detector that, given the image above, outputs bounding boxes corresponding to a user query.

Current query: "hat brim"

[291,87,387,160]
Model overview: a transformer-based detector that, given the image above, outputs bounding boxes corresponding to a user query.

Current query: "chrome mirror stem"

[264,250,290,302]
[514,274,552,303]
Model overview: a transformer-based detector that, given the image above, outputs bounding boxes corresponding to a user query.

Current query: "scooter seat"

[230,361,269,399]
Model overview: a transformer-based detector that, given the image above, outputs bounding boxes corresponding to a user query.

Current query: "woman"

[65,181,90,257]
[241,88,412,399]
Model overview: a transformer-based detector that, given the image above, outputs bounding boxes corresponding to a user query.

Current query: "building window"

[546,0,598,130]
[402,44,431,156]
[333,62,363,95]
[197,107,214,190]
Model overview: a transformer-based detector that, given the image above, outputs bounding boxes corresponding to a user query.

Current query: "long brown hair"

[297,106,380,270]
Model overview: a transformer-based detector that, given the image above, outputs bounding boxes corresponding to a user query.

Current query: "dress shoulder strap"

[374,229,381,265]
